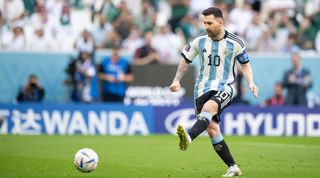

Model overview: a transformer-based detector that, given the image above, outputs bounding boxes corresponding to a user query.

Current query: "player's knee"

[202,100,219,115]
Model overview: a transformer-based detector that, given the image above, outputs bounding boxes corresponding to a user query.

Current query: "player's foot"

[222,164,242,177]
[176,125,190,151]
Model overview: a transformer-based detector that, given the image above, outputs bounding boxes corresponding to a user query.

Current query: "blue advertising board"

[0,103,319,136]
[0,104,153,135]
[155,104,320,137]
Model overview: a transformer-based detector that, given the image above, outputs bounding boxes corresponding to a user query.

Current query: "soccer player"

[169,7,258,177]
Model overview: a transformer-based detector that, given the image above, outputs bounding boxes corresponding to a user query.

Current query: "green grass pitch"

[0,135,319,178]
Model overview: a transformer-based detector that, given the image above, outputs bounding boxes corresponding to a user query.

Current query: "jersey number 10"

[208,55,220,66]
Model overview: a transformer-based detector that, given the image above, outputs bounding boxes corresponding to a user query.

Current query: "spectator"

[91,14,113,49]
[243,12,267,51]
[1,24,26,50]
[261,82,285,107]
[179,14,205,41]
[133,31,160,65]
[97,0,120,23]
[232,72,250,105]
[112,7,134,41]
[74,29,96,56]
[0,0,26,23]
[134,0,157,33]
[228,1,253,36]
[54,3,75,51]
[76,50,99,102]
[16,74,45,102]
[298,11,320,50]
[307,90,320,108]
[64,50,98,103]
[27,26,53,51]
[168,0,189,33]
[29,1,49,29]
[273,13,297,51]
[152,25,182,64]
[189,0,213,17]
[282,52,312,106]
[98,43,134,103]
[122,26,144,56]
[283,33,300,53]
[102,30,122,49]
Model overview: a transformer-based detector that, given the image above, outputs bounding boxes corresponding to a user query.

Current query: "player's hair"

[202,7,223,18]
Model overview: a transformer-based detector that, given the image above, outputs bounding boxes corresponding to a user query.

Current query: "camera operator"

[64,50,98,102]
[65,57,80,102]
[16,74,45,102]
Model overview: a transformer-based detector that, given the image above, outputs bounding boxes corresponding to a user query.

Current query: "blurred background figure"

[261,82,285,107]
[98,43,134,103]
[168,0,189,33]
[0,0,26,24]
[134,0,157,33]
[243,12,266,52]
[133,31,160,65]
[91,14,113,49]
[112,1,134,42]
[74,29,96,57]
[152,25,182,64]
[76,50,99,103]
[0,0,319,105]
[232,71,250,105]
[16,74,45,102]
[27,25,53,51]
[64,49,98,103]
[1,23,26,50]
[282,52,312,106]
[122,25,144,57]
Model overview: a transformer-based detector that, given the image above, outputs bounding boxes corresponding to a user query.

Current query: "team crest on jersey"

[185,43,191,52]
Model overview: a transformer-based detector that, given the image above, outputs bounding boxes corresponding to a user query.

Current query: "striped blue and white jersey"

[181,30,249,99]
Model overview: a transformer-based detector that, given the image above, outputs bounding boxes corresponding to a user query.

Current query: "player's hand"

[249,83,259,98]
[169,80,181,92]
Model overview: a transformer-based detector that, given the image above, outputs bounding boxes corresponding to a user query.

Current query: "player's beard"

[206,30,218,38]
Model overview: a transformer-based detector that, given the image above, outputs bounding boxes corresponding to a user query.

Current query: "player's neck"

[211,29,225,41]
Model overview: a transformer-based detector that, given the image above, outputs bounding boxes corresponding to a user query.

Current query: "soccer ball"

[74,148,99,173]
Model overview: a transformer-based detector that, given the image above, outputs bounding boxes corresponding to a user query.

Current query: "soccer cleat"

[176,125,190,151]
[222,164,242,177]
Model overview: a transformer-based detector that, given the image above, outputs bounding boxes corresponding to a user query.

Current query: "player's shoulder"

[225,31,245,48]
[191,33,208,42]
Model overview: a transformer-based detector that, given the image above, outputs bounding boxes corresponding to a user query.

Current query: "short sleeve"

[234,38,249,64]
[181,37,200,63]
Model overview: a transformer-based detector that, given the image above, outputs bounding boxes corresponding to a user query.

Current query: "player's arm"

[169,59,190,92]
[241,62,259,98]
[170,36,198,92]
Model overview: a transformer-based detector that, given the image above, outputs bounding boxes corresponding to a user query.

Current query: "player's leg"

[205,91,241,177]
[207,121,241,177]
[187,99,218,140]
[177,91,218,150]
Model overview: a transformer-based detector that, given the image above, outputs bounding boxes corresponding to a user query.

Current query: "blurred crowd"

[1,0,319,107]
[1,0,320,59]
